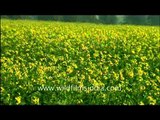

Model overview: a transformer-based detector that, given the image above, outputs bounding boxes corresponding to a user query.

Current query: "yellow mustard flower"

[66,67,73,74]
[15,96,21,105]
[32,96,40,105]
[139,101,144,105]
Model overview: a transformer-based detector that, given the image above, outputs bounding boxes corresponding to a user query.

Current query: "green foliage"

[1,19,160,105]
[99,15,117,24]
[125,15,147,25]
[147,16,160,25]
[2,15,160,25]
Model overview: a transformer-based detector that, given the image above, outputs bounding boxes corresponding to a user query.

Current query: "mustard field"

[1,19,160,105]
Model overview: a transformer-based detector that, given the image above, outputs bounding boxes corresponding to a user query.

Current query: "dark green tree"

[37,15,54,20]
[147,15,160,25]
[99,15,117,24]
[125,15,148,25]
[62,15,78,22]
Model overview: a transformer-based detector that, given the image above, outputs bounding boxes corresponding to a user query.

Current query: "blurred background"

[1,15,160,26]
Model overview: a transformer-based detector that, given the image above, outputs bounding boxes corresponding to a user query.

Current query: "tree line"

[1,15,160,25]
